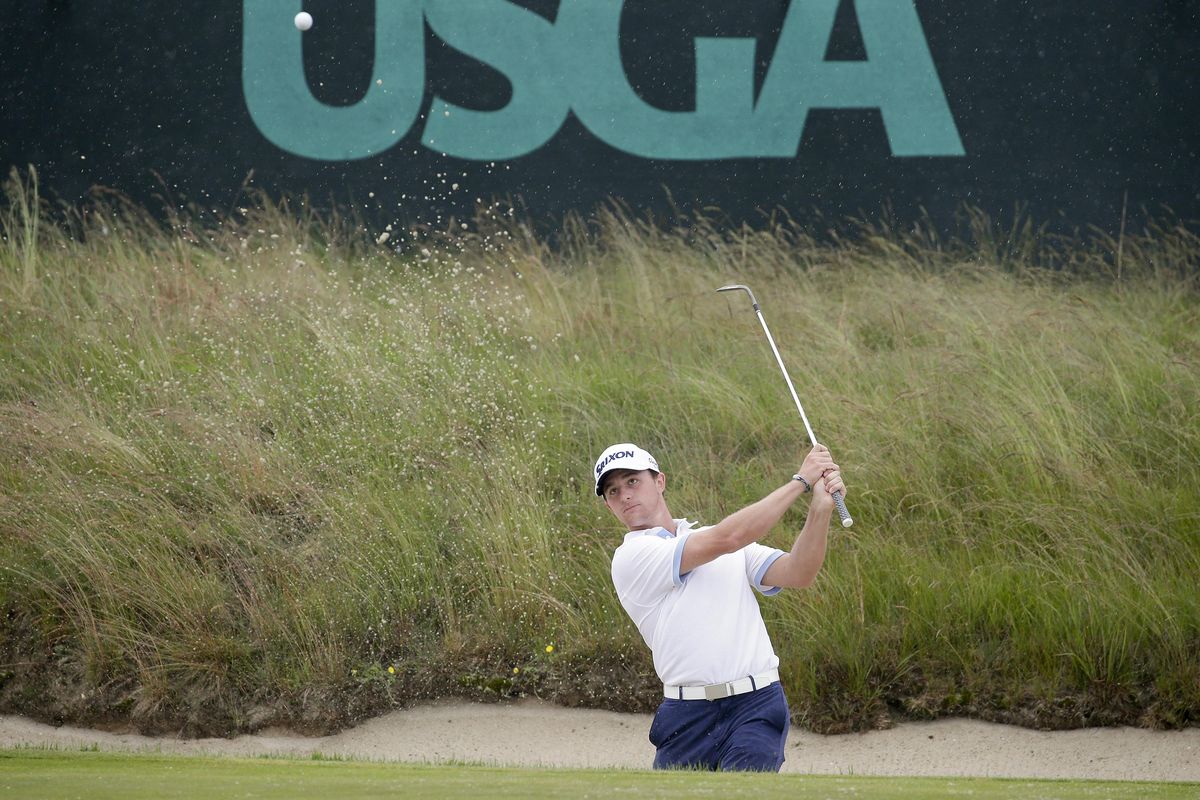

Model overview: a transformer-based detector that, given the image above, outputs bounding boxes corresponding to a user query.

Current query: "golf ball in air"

[294,12,313,31]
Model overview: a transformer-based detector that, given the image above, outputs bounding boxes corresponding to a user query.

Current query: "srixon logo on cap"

[596,450,635,476]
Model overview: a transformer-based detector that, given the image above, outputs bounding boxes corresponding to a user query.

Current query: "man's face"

[601,468,668,531]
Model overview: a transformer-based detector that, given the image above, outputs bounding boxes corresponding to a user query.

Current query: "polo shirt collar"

[633,518,698,539]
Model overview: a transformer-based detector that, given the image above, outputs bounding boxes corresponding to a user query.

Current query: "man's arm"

[762,467,845,589]
[679,479,806,575]
[679,446,837,576]
[760,495,832,589]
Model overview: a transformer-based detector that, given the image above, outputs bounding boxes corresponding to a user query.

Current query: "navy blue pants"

[648,682,790,772]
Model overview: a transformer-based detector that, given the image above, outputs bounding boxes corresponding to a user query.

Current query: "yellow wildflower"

[544,645,554,654]
[388,665,395,675]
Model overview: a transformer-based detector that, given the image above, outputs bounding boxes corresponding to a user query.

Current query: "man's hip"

[650,679,789,772]
[663,667,780,701]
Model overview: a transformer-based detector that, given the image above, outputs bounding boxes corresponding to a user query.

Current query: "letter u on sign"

[242,0,425,160]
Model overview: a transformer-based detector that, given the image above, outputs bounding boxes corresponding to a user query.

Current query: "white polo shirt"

[610,519,786,687]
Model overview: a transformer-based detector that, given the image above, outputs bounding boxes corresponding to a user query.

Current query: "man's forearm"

[780,502,831,588]
[759,495,832,589]
[717,480,807,551]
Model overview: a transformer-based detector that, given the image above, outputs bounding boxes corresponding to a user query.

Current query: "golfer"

[595,442,845,772]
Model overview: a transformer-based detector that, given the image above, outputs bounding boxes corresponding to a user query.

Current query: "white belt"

[664,668,780,701]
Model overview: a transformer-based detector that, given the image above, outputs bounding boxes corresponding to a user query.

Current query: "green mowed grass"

[1,750,1195,800]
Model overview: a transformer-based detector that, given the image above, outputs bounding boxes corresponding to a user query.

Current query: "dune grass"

[1,750,1195,800]
[1,167,1198,735]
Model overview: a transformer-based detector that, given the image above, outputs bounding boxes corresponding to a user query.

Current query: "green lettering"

[559,0,758,159]
[242,0,424,160]
[755,0,964,156]
[423,0,569,160]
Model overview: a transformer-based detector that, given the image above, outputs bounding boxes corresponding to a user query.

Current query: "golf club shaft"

[751,307,853,529]
[719,284,854,528]
[752,308,818,447]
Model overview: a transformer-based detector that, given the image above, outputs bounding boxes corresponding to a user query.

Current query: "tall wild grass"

[1,168,1197,734]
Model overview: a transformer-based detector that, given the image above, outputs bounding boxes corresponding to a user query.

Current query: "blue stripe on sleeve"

[753,549,786,596]
[671,528,694,587]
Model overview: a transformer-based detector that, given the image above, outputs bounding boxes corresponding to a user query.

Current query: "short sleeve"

[743,542,786,596]
[611,528,693,608]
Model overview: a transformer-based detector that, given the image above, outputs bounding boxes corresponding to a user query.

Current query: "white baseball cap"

[593,443,660,496]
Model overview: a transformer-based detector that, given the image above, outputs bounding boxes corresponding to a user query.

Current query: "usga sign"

[243,0,964,161]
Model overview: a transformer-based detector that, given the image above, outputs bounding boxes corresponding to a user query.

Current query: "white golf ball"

[294,12,313,31]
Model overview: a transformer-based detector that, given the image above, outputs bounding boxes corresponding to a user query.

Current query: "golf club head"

[716,284,758,309]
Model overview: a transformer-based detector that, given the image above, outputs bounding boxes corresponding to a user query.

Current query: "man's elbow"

[709,524,749,556]
[793,571,818,589]
[776,564,821,590]
[728,520,772,553]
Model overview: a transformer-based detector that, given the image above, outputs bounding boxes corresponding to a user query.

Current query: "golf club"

[717,283,854,528]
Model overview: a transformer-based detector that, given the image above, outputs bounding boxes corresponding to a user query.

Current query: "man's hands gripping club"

[796,444,846,517]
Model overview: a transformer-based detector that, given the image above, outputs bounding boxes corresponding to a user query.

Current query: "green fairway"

[0,750,1195,800]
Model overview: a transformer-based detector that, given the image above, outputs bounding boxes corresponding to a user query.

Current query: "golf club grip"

[832,490,853,528]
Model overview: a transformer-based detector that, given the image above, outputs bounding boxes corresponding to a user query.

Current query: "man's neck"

[630,512,677,535]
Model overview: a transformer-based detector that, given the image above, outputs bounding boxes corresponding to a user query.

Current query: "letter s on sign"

[422,0,570,160]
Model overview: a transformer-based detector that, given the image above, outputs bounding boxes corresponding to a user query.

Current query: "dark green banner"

[3,1,1197,230]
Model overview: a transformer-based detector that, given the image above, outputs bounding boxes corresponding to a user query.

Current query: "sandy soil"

[3,700,1198,782]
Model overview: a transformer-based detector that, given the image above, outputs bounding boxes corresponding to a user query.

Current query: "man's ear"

[655,472,667,492]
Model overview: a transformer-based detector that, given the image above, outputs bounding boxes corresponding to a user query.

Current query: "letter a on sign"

[755,0,964,156]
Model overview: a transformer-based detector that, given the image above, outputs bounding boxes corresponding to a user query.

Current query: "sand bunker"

[3,699,1197,782]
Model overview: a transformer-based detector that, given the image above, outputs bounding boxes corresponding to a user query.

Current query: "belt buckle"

[704,682,733,701]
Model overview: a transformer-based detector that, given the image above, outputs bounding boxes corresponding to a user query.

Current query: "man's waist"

[663,668,780,701]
